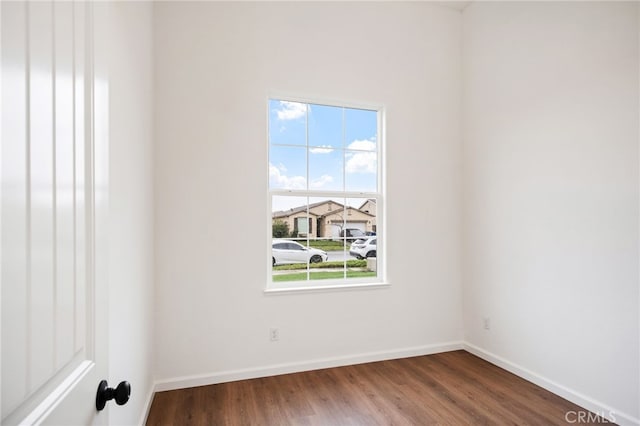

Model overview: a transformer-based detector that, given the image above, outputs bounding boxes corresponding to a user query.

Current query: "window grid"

[269,97,382,287]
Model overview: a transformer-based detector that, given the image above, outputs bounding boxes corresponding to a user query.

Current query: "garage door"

[328,222,366,238]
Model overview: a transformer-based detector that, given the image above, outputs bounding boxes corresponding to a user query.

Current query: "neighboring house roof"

[273,199,343,219]
[359,198,376,210]
[273,199,375,219]
[324,207,376,218]
[273,208,319,219]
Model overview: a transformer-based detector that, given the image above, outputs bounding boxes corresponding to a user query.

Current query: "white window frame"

[266,95,387,293]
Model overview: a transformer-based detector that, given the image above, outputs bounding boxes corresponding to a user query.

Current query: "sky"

[269,99,378,212]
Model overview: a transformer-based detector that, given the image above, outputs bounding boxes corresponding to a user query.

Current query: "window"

[268,97,384,289]
[294,217,311,236]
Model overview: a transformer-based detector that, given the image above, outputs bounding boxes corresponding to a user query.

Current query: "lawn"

[273,260,367,271]
[304,240,349,251]
[272,270,377,282]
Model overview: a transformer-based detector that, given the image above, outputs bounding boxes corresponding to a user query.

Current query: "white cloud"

[276,101,307,121]
[310,175,334,189]
[269,163,334,189]
[269,163,306,189]
[347,139,376,151]
[309,145,334,154]
[346,139,376,174]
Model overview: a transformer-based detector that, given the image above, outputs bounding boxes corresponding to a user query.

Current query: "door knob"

[96,380,131,411]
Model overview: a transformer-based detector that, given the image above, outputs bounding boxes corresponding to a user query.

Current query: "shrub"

[272,220,290,238]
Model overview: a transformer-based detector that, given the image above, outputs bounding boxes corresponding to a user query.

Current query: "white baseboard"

[137,383,156,426]
[148,342,638,426]
[153,341,464,393]
[463,342,640,426]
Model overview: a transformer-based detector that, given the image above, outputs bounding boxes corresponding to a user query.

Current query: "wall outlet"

[483,317,491,330]
[269,327,279,341]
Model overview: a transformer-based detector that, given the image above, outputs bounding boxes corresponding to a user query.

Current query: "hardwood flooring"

[146,350,610,425]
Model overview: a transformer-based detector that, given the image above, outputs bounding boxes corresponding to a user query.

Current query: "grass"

[307,240,348,251]
[273,260,367,271]
[272,270,377,282]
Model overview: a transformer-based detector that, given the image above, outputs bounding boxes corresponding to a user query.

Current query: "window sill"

[264,281,390,295]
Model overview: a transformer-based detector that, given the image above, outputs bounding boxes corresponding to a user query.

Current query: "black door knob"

[96,380,131,411]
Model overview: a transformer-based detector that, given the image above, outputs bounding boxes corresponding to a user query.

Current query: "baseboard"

[463,342,640,426]
[137,383,156,426]
[149,341,638,426]
[153,341,464,393]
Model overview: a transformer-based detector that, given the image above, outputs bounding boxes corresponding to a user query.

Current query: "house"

[273,200,376,238]
[359,199,377,232]
[2,1,638,425]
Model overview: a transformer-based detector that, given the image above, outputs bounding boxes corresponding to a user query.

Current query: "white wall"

[153,2,463,383]
[462,2,639,423]
[108,3,155,425]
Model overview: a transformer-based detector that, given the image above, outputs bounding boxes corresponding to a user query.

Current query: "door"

[1,1,110,424]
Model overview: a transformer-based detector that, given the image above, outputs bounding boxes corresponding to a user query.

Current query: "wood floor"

[146,350,609,425]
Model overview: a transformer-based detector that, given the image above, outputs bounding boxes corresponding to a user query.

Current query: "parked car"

[272,239,328,266]
[349,237,377,259]
[339,228,367,241]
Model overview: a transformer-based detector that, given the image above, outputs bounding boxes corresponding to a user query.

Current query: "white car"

[272,240,328,266]
[349,237,377,259]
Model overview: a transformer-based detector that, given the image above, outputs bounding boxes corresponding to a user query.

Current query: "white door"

[1,2,110,425]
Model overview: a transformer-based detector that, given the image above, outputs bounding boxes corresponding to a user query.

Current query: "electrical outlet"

[269,328,279,341]
[483,317,491,330]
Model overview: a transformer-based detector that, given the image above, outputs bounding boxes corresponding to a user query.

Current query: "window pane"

[310,198,344,238]
[272,195,310,282]
[345,151,377,192]
[307,197,345,281]
[269,146,306,190]
[341,198,374,239]
[309,149,343,192]
[272,195,307,236]
[309,103,343,149]
[345,108,377,151]
[269,99,307,146]
[345,197,378,279]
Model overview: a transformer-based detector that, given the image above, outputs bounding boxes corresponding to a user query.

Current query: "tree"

[272,220,290,238]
